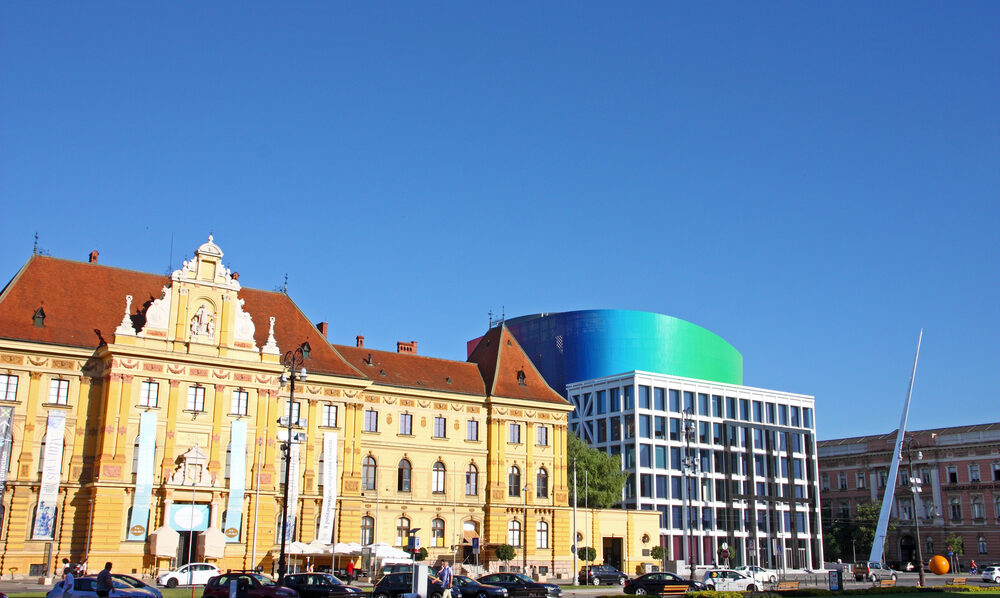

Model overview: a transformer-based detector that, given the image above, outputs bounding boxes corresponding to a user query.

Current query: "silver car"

[48,577,159,598]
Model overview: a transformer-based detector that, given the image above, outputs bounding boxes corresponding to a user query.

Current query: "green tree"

[651,546,668,561]
[568,433,627,508]
[577,546,597,562]
[852,501,896,558]
[945,534,964,556]
[414,547,428,561]
[495,544,516,564]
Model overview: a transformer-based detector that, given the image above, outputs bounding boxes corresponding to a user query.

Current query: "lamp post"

[681,408,699,581]
[902,439,926,587]
[277,342,309,583]
[523,483,531,574]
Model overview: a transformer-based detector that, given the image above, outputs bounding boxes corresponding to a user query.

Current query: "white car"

[157,563,221,588]
[703,569,758,592]
[734,565,777,585]
[983,565,1000,584]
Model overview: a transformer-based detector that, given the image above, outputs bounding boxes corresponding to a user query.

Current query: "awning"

[461,530,479,544]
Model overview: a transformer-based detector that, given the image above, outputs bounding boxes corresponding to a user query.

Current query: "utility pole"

[572,459,578,583]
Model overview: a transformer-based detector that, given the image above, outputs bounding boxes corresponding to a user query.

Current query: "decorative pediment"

[168,444,216,487]
[140,286,172,333]
[171,235,240,291]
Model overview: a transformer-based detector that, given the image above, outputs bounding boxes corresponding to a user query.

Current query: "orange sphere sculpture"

[929,555,950,575]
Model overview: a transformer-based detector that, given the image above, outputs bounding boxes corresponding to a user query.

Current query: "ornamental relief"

[1,354,24,365]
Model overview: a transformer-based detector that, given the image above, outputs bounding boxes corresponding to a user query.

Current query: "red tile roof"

[467,325,568,405]
[334,345,485,396]
[0,255,363,379]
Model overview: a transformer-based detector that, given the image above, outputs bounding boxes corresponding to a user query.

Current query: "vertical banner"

[223,420,247,542]
[33,411,66,539]
[0,406,13,497]
[127,411,158,540]
[283,442,300,543]
[316,432,338,543]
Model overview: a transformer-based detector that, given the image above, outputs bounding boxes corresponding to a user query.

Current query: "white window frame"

[364,409,378,432]
[536,425,548,446]
[399,413,413,435]
[433,416,447,439]
[536,520,549,548]
[49,379,69,405]
[231,389,248,415]
[466,419,479,441]
[0,374,17,401]
[321,403,337,427]
[509,423,521,444]
[139,380,159,408]
[187,385,206,411]
[432,462,446,494]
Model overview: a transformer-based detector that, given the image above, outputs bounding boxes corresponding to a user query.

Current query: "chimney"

[356,335,365,348]
[397,340,417,354]
[316,321,328,339]
[88,250,99,263]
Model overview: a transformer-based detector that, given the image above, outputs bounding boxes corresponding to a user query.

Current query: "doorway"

[602,537,623,571]
[178,531,198,565]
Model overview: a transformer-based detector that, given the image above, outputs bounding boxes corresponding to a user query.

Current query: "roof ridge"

[333,344,481,367]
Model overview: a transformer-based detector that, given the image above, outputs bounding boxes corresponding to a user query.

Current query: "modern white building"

[567,371,822,571]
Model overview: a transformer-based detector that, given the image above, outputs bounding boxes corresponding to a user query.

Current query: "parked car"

[476,574,558,598]
[733,565,777,585]
[982,565,1000,583]
[372,572,459,598]
[578,565,627,586]
[114,574,164,598]
[203,572,297,598]
[48,577,158,598]
[623,572,705,595]
[157,563,221,587]
[377,564,428,581]
[452,575,508,598]
[281,573,363,598]
[702,569,757,592]
[852,561,896,583]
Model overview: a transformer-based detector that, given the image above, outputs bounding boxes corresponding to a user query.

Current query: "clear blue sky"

[2,2,997,440]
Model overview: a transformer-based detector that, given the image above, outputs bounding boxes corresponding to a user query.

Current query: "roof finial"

[33,232,38,255]
[283,273,288,294]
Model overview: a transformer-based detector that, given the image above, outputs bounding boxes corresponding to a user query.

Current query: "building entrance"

[602,537,623,571]
[178,531,198,565]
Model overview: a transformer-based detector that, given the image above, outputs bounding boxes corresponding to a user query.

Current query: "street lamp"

[902,439,926,587]
[277,342,309,582]
[523,483,531,575]
[681,408,699,582]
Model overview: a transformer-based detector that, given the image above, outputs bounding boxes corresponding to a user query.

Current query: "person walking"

[96,562,113,598]
[62,559,75,598]
[439,561,453,598]
[346,560,354,584]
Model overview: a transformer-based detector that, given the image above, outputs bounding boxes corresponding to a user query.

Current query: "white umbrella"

[371,542,411,560]
[334,542,362,555]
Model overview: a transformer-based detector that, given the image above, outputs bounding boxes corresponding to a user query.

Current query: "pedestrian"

[96,562,113,598]
[62,559,75,598]
[346,560,354,584]
[970,560,978,574]
[439,561,453,598]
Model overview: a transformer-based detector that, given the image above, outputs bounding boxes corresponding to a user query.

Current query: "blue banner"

[223,420,247,542]
[127,410,158,541]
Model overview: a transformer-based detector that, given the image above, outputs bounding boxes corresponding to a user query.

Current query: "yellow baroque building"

[0,238,658,579]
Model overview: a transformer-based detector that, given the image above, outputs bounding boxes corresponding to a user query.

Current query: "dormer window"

[33,307,45,328]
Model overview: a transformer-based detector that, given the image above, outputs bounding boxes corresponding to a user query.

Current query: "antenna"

[283,273,288,294]
[33,232,38,255]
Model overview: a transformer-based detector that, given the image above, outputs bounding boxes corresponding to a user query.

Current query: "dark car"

[476,574,558,598]
[280,573,363,598]
[372,572,460,598]
[202,572,298,598]
[578,565,627,586]
[623,572,705,595]
[453,575,508,598]
[114,574,164,598]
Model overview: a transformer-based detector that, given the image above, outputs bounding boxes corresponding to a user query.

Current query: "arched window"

[397,459,412,492]
[225,442,232,479]
[318,451,325,488]
[536,520,549,548]
[130,435,141,475]
[507,519,521,546]
[971,496,985,519]
[978,535,988,554]
[395,517,410,546]
[926,536,933,554]
[361,516,374,545]
[362,456,377,491]
[432,518,445,547]
[508,466,521,497]
[465,464,478,495]
[536,467,548,498]
[432,462,446,494]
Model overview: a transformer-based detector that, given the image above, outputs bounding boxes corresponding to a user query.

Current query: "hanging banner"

[316,432,338,543]
[223,420,247,542]
[127,411,158,540]
[0,406,13,497]
[33,411,66,539]
[170,503,210,531]
[283,442,300,543]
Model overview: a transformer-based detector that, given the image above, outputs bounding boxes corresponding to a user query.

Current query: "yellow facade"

[0,239,658,580]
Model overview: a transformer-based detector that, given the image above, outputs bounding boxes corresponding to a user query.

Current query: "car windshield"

[453,577,474,587]
[511,574,532,583]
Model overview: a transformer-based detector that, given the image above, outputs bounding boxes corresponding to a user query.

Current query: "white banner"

[316,432,338,543]
[283,442,300,543]
[33,411,66,539]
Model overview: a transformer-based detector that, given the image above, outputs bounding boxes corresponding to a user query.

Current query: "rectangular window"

[670,447,681,471]
[640,474,652,498]
[640,444,651,467]
[739,399,750,421]
[752,401,763,423]
[695,393,707,416]
[838,473,847,490]
[712,395,722,417]
[803,407,813,428]
[821,473,830,491]
[699,422,709,444]
[49,379,69,405]
[363,409,378,432]
[509,423,521,444]
[596,390,606,414]
[766,402,776,423]
[639,415,651,438]
[654,388,665,410]
[969,464,981,482]
[778,404,788,425]
[791,406,801,427]
[624,417,635,439]
[726,396,737,419]
[231,389,248,415]
[399,413,413,435]
[0,374,17,401]
[597,419,607,443]
[856,472,866,489]
[623,445,635,468]
[285,400,301,425]
[683,391,694,412]
[654,416,666,439]
[321,403,337,427]
[655,445,667,468]
[536,425,548,446]
[671,477,682,500]
[670,418,680,441]
[139,380,159,408]
[610,416,621,441]
[669,389,680,412]
[186,385,206,411]
[623,385,634,410]
[466,419,479,441]
[609,388,621,412]
[433,416,447,438]
[947,466,958,484]
[639,385,651,409]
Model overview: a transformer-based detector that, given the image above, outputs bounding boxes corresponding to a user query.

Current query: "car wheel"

[431,593,443,598]
[769,576,776,584]
[166,579,178,589]
[619,578,627,586]
[705,585,715,592]
[374,593,390,598]
[891,574,897,581]
[747,585,756,592]
[635,587,647,595]
[870,574,877,583]
[478,592,489,598]
[592,578,601,586]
